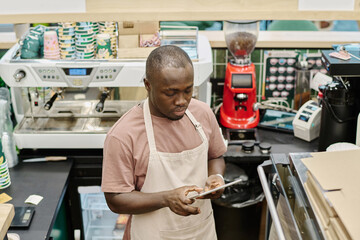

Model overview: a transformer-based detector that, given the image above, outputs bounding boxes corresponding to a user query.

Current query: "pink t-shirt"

[101,98,227,193]
[101,98,227,240]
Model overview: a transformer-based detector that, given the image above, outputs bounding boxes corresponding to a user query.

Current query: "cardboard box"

[118,21,159,35]
[118,35,139,49]
[302,149,360,240]
[117,21,160,59]
[117,47,157,59]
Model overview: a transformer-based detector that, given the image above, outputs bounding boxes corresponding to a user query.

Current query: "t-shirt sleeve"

[101,134,135,193]
[206,106,227,159]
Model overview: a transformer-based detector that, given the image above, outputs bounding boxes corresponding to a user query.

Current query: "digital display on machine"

[69,69,86,75]
[306,105,318,111]
[231,74,252,88]
[63,68,92,76]
[299,115,309,122]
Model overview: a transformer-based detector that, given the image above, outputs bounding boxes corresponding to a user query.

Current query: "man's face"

[145,64,194,120]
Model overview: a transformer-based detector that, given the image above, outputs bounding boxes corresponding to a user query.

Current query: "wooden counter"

[0,0,360,24]
[0,204,14,240]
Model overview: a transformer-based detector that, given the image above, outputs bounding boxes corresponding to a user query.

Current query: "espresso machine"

[220,21,260,143]
[0,34,213,149]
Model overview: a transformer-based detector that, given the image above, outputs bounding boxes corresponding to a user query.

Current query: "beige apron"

[130,98,217,240]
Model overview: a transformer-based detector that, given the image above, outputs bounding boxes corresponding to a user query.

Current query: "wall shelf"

[202,31,360,49]
[0,0,360,24]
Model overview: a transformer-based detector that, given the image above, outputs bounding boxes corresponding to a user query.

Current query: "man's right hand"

[165,185,203,216]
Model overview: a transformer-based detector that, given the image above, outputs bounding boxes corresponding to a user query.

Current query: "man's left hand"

[199,174,225,199]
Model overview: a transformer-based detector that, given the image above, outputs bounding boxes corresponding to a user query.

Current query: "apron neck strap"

[143,98,157,152]
[143,98,207,152]
[185,109,207,141]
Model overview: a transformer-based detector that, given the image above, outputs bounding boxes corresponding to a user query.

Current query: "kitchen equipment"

[293,100,321,142]
[0,33,213,149]
[318,50,360,151]
[10,206,35,228]
[220,20,260,129]
[219,20,260,143]
[257,153,326,240]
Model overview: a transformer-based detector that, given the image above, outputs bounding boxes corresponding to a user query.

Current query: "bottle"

[0,88,18,168]
[2,132,18,168]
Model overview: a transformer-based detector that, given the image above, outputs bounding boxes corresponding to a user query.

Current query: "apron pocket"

[159,211,217,240]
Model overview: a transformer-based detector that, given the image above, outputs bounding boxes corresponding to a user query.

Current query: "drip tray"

[15,117,119,134]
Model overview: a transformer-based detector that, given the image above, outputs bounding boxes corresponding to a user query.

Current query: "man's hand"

[200,174,225,199]
[165,185,203,216]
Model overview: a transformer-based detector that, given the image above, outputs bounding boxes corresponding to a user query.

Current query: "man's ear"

[144,78,151,91]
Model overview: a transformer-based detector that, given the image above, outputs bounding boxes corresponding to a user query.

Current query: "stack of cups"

[58,22,76,59]
[96,34,112,59]
[92,22,99,35]
[98,21,117,58]
[0,154,11,189]
[43,30,60,60]
[75,22,96,60]
[20,25,46,59]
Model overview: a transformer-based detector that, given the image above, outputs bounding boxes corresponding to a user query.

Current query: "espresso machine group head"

[220,21,260,130]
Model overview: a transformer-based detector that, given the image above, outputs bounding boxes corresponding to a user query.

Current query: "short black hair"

[146,45,193,81]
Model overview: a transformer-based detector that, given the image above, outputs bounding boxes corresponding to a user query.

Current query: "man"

[102,45,227,239]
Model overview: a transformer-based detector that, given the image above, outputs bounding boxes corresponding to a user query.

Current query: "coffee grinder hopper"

[224,21,259,65]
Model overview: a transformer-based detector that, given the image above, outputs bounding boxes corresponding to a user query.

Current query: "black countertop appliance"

[318,50,360,151]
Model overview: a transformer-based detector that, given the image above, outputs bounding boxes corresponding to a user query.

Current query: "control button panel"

[34,67,62,82]
[93,66,123,82]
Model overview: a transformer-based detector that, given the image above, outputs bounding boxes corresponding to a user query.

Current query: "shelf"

[201,31,360,49]
[0,0,360,23]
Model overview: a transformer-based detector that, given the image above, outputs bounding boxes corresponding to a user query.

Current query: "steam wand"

[27,88,34,121]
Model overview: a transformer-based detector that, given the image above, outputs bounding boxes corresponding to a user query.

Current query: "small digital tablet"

[189,178,243,199]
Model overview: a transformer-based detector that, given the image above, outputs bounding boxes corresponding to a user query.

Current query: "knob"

[242,141,255,153]
[14,70,26,82]
[253,102,261,111]
[259,142,272,154]
[236,93,248,101]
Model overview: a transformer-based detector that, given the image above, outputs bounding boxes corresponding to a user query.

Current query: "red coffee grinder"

[220,21,260,143]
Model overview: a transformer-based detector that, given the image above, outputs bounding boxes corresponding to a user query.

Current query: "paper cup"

[76,22,94,27]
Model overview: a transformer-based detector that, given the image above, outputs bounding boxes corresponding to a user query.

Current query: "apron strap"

[144,98,208,152]
[143,98,157,152]
[185,109,207,142]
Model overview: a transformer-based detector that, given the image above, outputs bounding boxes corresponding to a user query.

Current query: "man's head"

[144,45,194,120]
